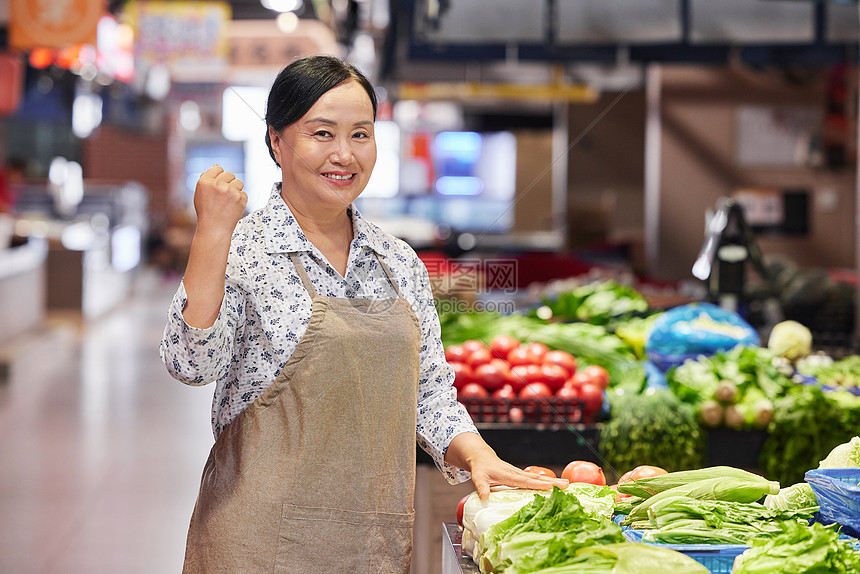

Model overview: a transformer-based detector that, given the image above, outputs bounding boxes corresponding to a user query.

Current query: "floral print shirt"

[160,184,476,484]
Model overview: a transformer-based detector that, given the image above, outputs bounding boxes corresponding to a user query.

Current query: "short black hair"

[264,55,378,166]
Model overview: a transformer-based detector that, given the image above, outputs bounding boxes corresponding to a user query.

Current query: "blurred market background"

[1,1,860,573]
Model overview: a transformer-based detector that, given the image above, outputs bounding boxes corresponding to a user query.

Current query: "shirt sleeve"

[159,268,247,387]
[410,254,480,485]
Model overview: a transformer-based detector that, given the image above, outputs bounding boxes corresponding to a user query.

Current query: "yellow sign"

[10,0,103,50]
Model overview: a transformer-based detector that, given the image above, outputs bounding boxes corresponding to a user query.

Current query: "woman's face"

[269,80,376,212]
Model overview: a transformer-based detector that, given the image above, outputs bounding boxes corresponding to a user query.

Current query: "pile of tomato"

[445,336,609,422]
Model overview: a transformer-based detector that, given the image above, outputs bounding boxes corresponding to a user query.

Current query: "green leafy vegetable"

[732,521,860,574]
[764,482,819,512]
[530,280,649,326]
[600,388,704,477]
[638,495,816,545]
[521,543,710,574]
[818,436,860,469]
[478,487,623,573]
[760,385,860,485]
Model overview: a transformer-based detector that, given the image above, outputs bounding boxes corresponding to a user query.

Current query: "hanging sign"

[123,1,231,79]
[10,0,103,50]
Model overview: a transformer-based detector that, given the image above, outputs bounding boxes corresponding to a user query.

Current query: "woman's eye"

[314,130,332,138]
[353,132,370,139]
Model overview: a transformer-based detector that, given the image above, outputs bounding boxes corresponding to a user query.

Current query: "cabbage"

[818,436,860,468]
[460,483,615,561]
[763,482,818,512]
[767,320,812,361]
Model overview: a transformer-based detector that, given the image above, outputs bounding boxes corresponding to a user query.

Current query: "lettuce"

[520,542,710,574]
[732,522,860,574]
[818,436,860,468]
[764,482,819,512]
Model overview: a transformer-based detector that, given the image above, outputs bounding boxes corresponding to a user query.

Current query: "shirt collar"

[261,183,390,257]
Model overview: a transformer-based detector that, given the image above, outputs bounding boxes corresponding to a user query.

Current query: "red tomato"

[543,350,577,377]
[462,339,488,355]
[523,465,557,478]
[561,460,606,485]
[458,382,488,399]
[569,371,591,389]
[489,335,520,360]
[457,495,469,527]
[492,384,516,400]
[539,363,568,391]
[510,364,542,392]
[445,344,468,363]
[508,406,525,423]
[579,382,604,417]
[473,361,508,391]
[617,470,635,484]
[467,347,493,369]
[450,361,473,390]
[506,346,536,367]
[519,381,553,400]
[524,342,549,363]
[555,385,580,401]
[581,365,610,390]
[629,465,668,480]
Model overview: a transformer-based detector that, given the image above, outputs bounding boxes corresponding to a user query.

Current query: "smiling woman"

[159,55,568,574]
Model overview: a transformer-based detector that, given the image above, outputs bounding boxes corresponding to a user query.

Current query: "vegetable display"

[732,521,860,574]
[760,385,860,485]
[529,279,649,326]
[666,346,791,430]
[599,388,704,476]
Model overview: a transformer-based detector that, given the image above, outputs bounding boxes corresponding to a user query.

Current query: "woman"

[160,55,566,573]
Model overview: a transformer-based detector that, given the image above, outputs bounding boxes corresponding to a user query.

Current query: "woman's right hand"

[193,165,247,238]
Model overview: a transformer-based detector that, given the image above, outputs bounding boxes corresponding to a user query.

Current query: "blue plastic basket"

[620,525,747,574]
[805,468,860,538]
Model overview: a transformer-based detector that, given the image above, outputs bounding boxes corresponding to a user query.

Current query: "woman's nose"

[329,137,354,164]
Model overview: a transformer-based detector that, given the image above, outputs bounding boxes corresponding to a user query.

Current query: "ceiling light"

[261,0,303,12]
[277,12,299,33]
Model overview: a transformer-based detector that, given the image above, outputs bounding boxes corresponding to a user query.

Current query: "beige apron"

[183,252,421,573]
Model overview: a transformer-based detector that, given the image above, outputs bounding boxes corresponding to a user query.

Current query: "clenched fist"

[193,165,247,238]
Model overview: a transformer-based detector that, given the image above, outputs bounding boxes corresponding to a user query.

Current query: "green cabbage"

[818,436,860,468]
[767,320,812,361]
[764,482,819,512]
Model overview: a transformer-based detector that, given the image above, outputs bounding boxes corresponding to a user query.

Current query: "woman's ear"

[268,126,283,166]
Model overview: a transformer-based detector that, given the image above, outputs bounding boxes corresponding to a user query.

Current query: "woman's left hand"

[445,432,569,500]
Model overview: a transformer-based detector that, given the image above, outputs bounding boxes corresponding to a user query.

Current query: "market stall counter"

[442,523,478,574]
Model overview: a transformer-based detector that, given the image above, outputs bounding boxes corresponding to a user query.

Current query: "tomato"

[508,406,524,423]
[569,371,591,389]
[539,363,568,391]
[523,465,557,478]
[555,384,580,401]
[457,494,469,527]
[629,465,668,480]
[466,347,493,369]
[489,335,520,360]
[492,384,516,400]
[561,460,606,486]
[473,361,508,391]
[507,346,536,367]
[617,470,635,484]
[462,339,488,355]
[445,344,468,363]
[458,382,488,399]
[510,364,542,392]
[580,365,610,390]
[524,342,549,363]
[450,361,473,390]
[543,350,577,377]
[519,381,553,400]
[579,382,604,417]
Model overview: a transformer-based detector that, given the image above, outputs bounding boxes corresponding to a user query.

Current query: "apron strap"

[288,252,318,298]
[375,253,404,299]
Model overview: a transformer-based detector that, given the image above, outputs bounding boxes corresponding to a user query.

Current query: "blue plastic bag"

[805,468,860,539]
[645,303,759,372]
